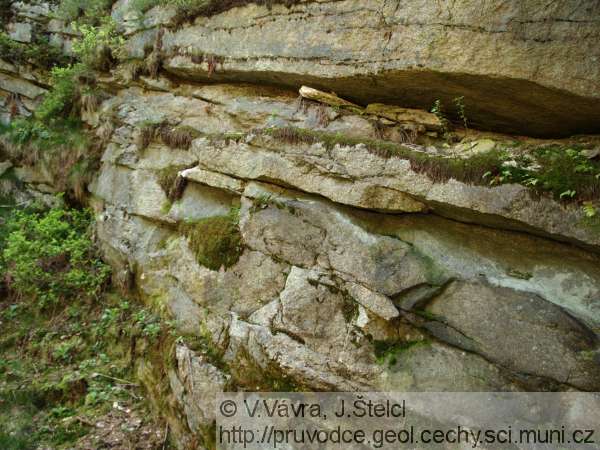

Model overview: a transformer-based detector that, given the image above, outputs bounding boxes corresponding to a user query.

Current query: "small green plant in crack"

[453,96,468,130]
[179,207,242,270]
[430,99,449,134]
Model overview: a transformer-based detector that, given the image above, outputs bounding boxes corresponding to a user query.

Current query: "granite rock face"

[2,2,600,448]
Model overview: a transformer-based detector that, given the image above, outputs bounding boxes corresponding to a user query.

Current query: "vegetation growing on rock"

[1,202,110,306]
[0,32,71,70]
[259,126,600,204]
[179,207,242,270]
[137,121,200,151]
[0,203,173,448]
[157,165,190,201]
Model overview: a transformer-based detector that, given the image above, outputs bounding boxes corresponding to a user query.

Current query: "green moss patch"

[179,208,242,270]
[374,339,429,367]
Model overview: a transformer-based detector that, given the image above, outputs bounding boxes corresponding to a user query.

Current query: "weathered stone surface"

[0,72,47,99]
[181,166,245,194]
[7,22,32,43]
[424,281,600,391]
[166,182,237,223]
[365,103,442,130]
[89,163,172,223]
[141,0,600,137]
[379,341,518,392]
[372,214,600,330]
[240,184,441,296]
[170,345,230,434]
[6,4,600,448]
[93,86,600,251]
[266,267,374,364]
[224,315,376,391]
[299,85,361,110]
[347,282,399,321]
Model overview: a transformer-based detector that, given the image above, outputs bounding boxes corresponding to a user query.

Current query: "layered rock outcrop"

[85,82,600,446]
[2,1,600,448]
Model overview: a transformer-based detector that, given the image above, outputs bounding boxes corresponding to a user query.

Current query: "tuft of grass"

[158,125,200,150]
[178,208,242,270]
[138,122,200,150]
[137,121,160,150]
[156,166,191,202]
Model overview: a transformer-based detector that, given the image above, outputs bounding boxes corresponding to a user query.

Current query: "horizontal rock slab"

[424,281,600,391]
[144,0,600,137]
[0,72,47,99]
[191,133,600,251]
[372,214,600,330]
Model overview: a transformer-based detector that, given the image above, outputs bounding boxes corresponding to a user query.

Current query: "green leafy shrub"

[2,204,110,306]
[72,17,124,71]
[35,64,87,123]
[179,208,242,270]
